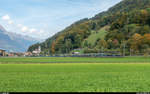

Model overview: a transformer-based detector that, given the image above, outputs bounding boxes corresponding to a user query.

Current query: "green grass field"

[0,56,150,63]
[0,57,150,92]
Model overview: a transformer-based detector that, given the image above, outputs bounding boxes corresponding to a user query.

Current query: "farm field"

[0,57,150,92]
[0,63,150,92]
[0,56,150,63]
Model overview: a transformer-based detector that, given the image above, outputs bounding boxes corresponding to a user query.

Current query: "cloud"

[2,15,10,20]
[2,15,14,25]
[1,14,47,40]
[30,28,37,33]
[8,20,13,24]
[39,29,44,33]
[21,26,28,32]
[17,24,23,28]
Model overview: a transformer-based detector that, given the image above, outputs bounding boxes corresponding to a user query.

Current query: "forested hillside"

[28,0,150,55]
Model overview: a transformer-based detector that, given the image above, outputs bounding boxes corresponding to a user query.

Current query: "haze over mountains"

[0,25,39,52]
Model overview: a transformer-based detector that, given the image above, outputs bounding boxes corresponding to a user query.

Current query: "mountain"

[28,0,150,55]
[0,25,39,52]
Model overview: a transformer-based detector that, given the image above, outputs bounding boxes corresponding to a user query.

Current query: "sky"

[0,0,122,40]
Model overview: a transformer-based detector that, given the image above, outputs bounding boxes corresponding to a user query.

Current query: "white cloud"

[39,29,44,33]
[30,28,37,33]
[2,15,14,25]
[21,26,28,32]
[17,24,23,28]
[8,20,13,24]
[1,15,47,40]
[2,15,10,20]
[0,15,48,40]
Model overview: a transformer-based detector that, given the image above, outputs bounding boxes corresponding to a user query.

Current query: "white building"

[32,46,41,55]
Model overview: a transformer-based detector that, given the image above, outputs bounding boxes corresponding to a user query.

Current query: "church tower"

[38,46,41,53]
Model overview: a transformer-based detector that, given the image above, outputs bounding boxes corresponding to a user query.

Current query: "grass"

[0,63,150,92]
[0,56,150,64]
[0,57,150,92]
[84,26,108,46]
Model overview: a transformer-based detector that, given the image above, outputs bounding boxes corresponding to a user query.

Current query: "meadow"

[0,56,150,64]
[0,57,150,92]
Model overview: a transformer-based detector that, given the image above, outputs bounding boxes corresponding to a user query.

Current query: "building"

[32,46,41,56]
[72,52,80,55]
[7,52,24,57]
[24,52,32,57]
[8,53,15,57]
[0,48,6,56]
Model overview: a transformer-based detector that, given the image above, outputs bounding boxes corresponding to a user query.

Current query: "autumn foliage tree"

[128,33,142,54]
[51,41,56,54]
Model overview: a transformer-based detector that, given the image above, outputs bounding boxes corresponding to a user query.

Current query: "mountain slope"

[28,0,150,55]
[0,25,38,52]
